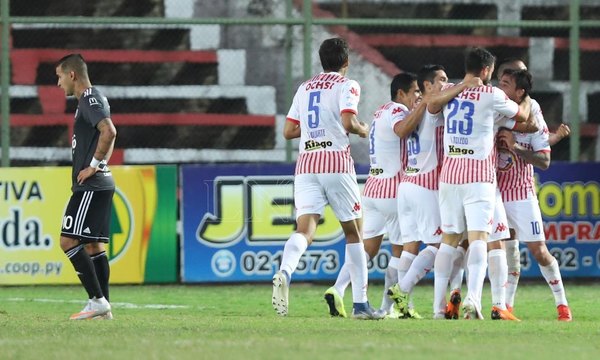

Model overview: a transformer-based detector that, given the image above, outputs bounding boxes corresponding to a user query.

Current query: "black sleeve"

[81,94,111,128]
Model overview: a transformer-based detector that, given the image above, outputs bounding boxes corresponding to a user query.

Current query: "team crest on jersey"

[497,148,516,172]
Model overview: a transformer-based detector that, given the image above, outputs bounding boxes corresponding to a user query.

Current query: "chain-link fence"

[1,0,599,166]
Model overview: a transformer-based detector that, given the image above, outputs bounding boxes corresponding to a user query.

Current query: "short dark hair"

[319,38,349,72]
[417,64,445,94]
[56,53,88,77]
[465,47,496,74]
[390,72,417,100]
[502,68,533,98]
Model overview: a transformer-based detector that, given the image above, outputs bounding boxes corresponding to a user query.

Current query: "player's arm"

[77,118,117,184]
[511,110,539,133]
[497,129,550,170]
[283,119,301,139]
[394,101,425,139]
[342,112,369,138]
[548,123,570,146]
[427,74,483,114]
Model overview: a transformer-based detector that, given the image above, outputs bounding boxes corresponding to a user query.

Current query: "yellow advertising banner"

[0,166,157,285]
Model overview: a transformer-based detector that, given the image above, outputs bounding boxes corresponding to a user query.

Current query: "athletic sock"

[65,244,103,299]
[466,240,487,308]
[539,258,568,306]
[449,246,466,292]
[381,257,399,312]
[91,251,110,302]
[488,249,508,309]
[397,251,416,286]
[346,243,368,303]
[280,233,309,283]
[433,243,456,315]
[334,252,369,298]
[400,246,437,293]
[504,239,521,308]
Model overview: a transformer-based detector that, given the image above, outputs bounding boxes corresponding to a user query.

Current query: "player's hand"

[463,74,483,88]
[77,167,97,185]
[556,123,571,139]
[497,129,515,150]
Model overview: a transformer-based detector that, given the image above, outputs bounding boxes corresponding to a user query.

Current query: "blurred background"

[1,0,599,167]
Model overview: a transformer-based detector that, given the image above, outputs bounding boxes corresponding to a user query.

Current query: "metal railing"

[1,0,597,165]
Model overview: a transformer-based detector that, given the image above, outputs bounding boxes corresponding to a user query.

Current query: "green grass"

[1,282,599,360]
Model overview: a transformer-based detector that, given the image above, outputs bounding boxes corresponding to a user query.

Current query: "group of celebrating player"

[272,37,572,322]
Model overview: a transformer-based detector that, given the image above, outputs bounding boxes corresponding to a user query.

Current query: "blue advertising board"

[181,162,599,283]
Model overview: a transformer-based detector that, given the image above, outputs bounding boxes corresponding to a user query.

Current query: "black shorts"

[60,190,115,243]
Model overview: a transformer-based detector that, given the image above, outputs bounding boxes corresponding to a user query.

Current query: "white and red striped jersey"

[497,99,550,201]
[286,72,360,175]
[363,101,406,198]
[440,84,520,184]
[401,110,444,190]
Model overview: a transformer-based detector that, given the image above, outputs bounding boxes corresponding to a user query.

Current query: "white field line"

[4,297,189,309]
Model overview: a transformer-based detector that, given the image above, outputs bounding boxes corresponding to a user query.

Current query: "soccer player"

[495,58,570,310]
[497,69,572,321]
[56,54,117,320]
[430,47,531,320]
[387,65,482,319]
[324,72,417,319]
[272,38,382,319]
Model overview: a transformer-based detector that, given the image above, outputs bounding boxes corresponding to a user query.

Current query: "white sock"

[347,243,368,303]
[488,249,508,309]
[400,246,437,293]
[280,233,309,281]
[433,243,456,316]
[381,258,399,312]
[539,258,568,306]
[333,262,350,298]
[504,239,521,308]
[449,246,466,292]
[334,251,369,298]
[397,251,416,286]
[466,240,487,308]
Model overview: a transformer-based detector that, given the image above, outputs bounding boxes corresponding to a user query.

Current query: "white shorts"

[489,189,510,242]
[398,182,441,244]
[363,197,401,245]
[439,182,495,234]
[294,173,362,222]
[504,197,545,242]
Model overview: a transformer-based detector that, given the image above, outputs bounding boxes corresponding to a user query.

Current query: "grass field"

[1,281,599,360]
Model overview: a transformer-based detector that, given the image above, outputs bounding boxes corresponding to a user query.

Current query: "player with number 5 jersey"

[273,38,382,320]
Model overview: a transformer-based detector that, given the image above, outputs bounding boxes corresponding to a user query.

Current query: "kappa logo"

[549,279,561,286]
[495,222,507,233]
[391,107,403,115]
[350,87,359,96]
[353,202,361,212]
[433,227,443,236]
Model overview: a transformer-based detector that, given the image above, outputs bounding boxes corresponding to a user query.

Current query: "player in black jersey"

[55,54,117,320]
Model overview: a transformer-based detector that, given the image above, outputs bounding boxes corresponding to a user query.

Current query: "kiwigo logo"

[108,188,134,263]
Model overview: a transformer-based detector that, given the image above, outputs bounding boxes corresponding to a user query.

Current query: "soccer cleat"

[352,303,386,320]
[387,284,409,315]
[385,307,405,319]
[491,306,521,321]
[433,312,447,320]
[557,304,572,322]
[69,297,111,320]
[406,308,423,320]
[445,289,462,319]
[462,296,483,320]
[324,287,347,318]
[272,271,289,316]
[506,304,514,313]
[94,311,113,320]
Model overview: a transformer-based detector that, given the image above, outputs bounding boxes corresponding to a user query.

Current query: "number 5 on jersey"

[308,91,321,128]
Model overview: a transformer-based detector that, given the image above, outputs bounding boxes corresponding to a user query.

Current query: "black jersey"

[71,87,115,192]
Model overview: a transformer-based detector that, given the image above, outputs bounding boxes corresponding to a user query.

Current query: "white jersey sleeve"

[340,80,360,115]
[530,100,551,152]
[493,87,520,120]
